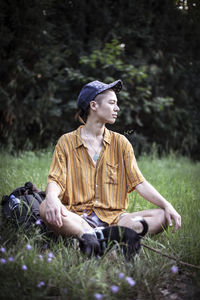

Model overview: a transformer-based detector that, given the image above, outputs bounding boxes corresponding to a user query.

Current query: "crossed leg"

[40,200,167,238]
[117,208,167,235]
[39,200,94,238]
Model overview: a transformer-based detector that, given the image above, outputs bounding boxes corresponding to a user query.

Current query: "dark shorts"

[82,211,108,228]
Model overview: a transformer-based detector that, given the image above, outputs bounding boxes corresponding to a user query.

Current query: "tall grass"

[0,150,200,299]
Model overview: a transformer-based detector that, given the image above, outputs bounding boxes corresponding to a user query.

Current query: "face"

[91,89,120,124]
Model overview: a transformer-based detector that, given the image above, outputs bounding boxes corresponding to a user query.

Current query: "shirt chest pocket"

[105,162,119,185]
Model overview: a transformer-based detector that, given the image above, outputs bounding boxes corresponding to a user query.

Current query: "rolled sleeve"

[124,139,144,193]
[47,139,67,199]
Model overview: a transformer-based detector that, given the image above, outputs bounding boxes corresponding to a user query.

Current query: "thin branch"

[141,243,200,270]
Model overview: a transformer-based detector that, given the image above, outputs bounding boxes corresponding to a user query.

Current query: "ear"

[90,101,97,111]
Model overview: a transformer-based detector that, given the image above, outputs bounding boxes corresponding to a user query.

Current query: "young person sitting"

[39,79,181,240]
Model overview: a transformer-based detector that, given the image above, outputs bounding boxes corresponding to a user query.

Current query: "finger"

[173,216,181,232]
[46,211,53,224]
[173,223,179,232]
[55,209,63,227]
[47,209,60,227]
[165,212,173,227]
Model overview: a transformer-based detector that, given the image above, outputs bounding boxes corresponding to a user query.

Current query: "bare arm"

[135,180,181,232]
[45,182,67,228]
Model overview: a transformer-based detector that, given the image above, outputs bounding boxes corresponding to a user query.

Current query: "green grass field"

[0,150,200,300]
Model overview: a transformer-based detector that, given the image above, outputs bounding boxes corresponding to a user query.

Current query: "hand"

[45,194,68,228]
[164,204,181,232]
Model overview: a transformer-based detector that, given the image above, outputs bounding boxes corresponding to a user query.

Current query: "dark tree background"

[0,0,200,158]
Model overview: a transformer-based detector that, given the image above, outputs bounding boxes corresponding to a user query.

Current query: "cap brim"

[108,79,123,94]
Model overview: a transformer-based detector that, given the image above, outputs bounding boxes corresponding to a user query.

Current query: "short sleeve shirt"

[48,126,144,225]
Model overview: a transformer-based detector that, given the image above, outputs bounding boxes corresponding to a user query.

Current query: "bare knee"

[147,208,167,234]
[39,200,93,237]
[156,208,167,228]
[118,208,167,235]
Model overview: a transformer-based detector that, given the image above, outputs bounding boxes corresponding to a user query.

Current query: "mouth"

[112,115,117,119]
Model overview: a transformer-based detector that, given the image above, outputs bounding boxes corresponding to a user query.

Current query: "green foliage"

[78,39,175,134]
[0,0,200,158]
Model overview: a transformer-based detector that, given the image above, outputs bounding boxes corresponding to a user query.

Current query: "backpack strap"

[32,192,45,204]
[24,182,42,194]
[9,186,26,198]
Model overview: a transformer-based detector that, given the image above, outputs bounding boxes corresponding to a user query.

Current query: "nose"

[114,104,120,112]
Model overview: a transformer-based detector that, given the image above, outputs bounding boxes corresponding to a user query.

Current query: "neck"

[83,119,105,138]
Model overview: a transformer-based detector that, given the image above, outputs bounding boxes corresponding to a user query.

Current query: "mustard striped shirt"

[48,126,144,225]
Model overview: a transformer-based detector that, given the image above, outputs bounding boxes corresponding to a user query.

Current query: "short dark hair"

[75,107,90,124]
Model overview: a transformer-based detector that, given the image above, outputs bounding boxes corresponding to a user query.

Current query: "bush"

[0,0,200,158]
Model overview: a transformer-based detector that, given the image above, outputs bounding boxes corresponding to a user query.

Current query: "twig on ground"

[141,243,200,270]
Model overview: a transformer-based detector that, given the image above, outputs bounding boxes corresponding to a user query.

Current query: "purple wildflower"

[22,264,27,270]
[126,276,136,287]
[118,272,124,279]
[8,256,14,262]
[26,244,32,250]
[48,252,54,258]
[94,293,103,300]
[35,219,42,225]
[110,285,119,293]
[48,257,52,263]
[37,281,45,288]
[171,265,178,273]
[0,258,6,264]
[0,247,6,253]
[38,255,43,260]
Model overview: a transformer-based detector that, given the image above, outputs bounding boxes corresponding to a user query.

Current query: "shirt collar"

[75,125,111,148]
[75,126,84,148]
[103,127,111,145]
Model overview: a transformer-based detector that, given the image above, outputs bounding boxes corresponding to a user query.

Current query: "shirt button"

[95,200,98,204]
[96,184,98,188]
